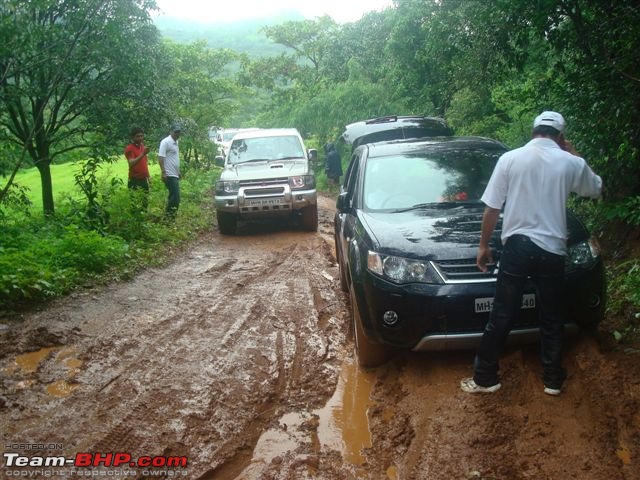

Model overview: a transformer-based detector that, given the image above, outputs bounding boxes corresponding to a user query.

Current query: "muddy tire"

[338,249,349,292]
[350,285,392,368]
[301,204,318,232]
[217,211,237,235]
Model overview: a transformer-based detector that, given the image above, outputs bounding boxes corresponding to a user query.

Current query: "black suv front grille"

[432,257,498,283]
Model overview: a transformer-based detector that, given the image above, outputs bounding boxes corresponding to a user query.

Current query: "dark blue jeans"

[163,176,180,218]
[473,235,566,389]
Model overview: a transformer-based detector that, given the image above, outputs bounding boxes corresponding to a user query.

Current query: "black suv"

[334,136,606,367]
[341,115,453,152]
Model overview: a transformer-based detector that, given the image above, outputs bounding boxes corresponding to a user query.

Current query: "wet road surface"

[1,195,638,479]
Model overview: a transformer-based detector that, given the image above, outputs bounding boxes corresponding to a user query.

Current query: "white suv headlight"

[290,175,315,190]
[215,180,239,195]
[367,251,442,284]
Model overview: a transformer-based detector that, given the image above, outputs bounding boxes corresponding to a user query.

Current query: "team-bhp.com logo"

[3,452,188,477]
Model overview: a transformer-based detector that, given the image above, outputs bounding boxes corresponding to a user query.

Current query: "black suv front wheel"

[350,285,392,368]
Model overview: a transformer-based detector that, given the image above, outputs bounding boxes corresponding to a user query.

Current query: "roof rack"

[365,115,398,125]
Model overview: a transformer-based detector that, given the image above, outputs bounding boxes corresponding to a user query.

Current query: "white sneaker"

[543,386,562,396]
[460,377,501,393]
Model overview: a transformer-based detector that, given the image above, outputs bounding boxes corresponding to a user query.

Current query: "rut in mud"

[1,195,639,480]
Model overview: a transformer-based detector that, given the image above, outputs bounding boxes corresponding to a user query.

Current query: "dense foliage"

[239,1,640,205]
[0,167,216,310]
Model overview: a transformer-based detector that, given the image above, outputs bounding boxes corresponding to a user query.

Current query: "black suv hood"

[360,206,589,261]
[360,206,488,260]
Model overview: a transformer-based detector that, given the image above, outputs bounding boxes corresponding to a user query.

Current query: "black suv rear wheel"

[336,238,348,292]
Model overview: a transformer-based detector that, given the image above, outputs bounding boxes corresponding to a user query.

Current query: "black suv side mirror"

[336,192,349,212]
[215,156,225,167]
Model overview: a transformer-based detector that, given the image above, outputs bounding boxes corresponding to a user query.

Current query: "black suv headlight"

[215,180,239,195]
[289,175,315,190]
[367,251,443,284]
[565,238,600,271]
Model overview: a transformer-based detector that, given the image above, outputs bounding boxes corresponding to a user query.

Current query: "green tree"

[0,0,167,216]
[242,15,408,142]
[262,16,341,88]
[334,11,395,84]
[277,61,409,144]
[503,0,640,197]
[161,40,244,166]
[385,0,528,117]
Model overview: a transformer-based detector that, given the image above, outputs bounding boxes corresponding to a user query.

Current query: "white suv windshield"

[228,135,305,164]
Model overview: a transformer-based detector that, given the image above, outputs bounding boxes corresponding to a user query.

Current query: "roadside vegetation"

[1,161,217,310]
[1,1,638,344]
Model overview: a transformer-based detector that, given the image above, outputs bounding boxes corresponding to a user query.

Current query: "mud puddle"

[236,358,379,479]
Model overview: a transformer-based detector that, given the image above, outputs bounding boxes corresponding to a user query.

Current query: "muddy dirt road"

[1,196,639,479]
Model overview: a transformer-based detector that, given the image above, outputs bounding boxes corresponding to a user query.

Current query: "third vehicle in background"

[341,115,453,152]
[213,128,260,157]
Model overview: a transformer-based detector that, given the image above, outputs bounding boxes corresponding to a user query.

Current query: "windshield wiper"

[391,202,477,213]
[232,158,270,164]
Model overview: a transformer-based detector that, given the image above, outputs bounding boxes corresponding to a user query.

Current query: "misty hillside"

[154,12,304,56]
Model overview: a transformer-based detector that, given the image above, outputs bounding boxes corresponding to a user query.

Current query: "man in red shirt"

[124,127,150,210]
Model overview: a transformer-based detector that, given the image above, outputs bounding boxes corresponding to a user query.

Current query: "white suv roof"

[231,128,302,142]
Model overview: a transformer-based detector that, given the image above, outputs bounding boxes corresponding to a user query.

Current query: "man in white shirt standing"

[158,124,182,219]
[461,111,602,396]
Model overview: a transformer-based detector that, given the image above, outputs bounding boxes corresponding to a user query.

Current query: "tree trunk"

[35,160,55,216]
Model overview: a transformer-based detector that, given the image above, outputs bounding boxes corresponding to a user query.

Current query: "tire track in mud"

[80,242,311,474]
[362,337,637,480]
[73,232,343,478]
[193,237,345,478]
[39,252,259,457]
[0,218,349,480]
[69,251,266,454]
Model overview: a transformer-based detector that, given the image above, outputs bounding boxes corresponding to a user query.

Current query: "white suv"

[214,128,318,234]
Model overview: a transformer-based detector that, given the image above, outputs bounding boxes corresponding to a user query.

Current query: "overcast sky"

[153,0,393,23]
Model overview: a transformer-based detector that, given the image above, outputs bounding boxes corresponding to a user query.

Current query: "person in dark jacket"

[324,143,343,185]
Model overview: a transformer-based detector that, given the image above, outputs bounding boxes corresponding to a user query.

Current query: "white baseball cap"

[533,111,566,132]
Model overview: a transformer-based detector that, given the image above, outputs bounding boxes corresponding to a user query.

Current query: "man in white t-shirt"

[158,124,182,218]
[461,111,602,396]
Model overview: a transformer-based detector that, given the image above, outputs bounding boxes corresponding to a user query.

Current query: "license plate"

[247,198,282,206]
[474,293,536,313]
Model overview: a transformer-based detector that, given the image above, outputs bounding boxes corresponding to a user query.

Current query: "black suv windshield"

[363,148,500,210]
[228,135,305,165]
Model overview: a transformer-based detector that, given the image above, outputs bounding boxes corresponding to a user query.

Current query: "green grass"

[2,161,129,211]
